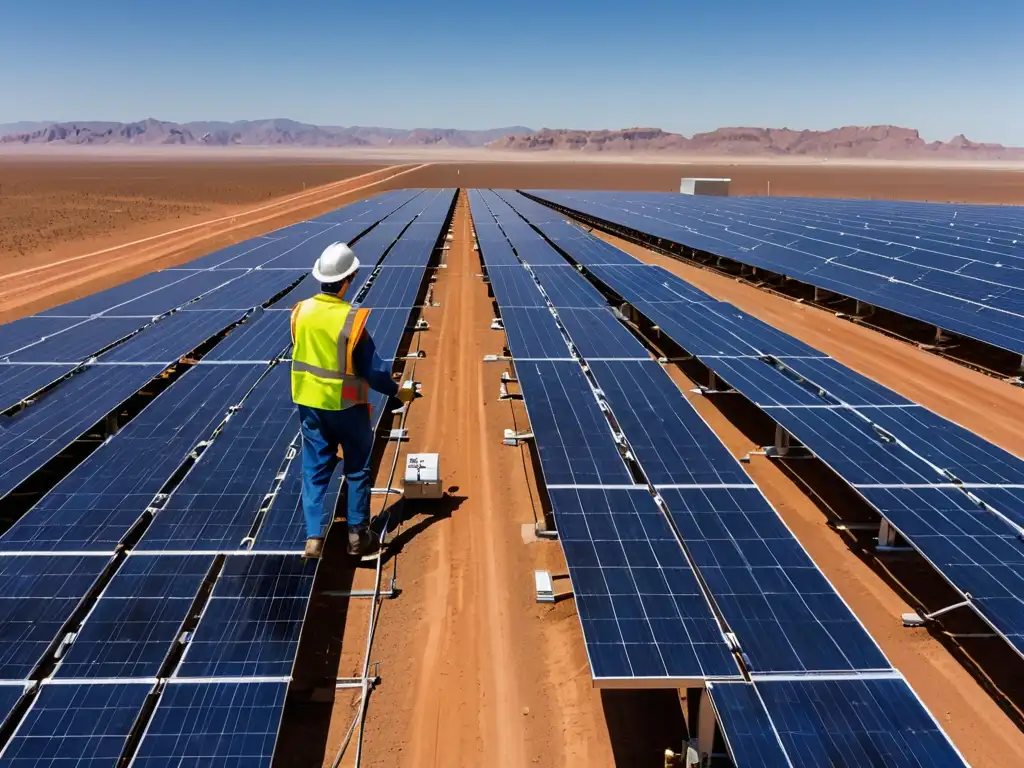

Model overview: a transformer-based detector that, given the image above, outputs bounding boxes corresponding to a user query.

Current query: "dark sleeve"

[353,333,400,397]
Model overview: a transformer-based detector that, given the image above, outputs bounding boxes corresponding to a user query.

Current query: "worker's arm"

[352,334,400,397]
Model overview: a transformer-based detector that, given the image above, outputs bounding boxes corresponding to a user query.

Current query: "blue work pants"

[297,403,373,538]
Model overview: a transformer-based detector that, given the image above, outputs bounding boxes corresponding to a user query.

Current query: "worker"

[290,241,417,559]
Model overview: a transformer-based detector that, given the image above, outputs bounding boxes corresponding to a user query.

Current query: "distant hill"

[0,121,55,136]
[0,119,534,147]
[488,125,1024,160]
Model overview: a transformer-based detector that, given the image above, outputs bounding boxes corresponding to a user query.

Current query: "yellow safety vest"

[290,294,372,411]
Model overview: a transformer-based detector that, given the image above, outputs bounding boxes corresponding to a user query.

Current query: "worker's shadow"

[368,491,467,565]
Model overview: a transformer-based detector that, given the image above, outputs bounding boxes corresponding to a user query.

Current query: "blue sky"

[2,0,1022,143]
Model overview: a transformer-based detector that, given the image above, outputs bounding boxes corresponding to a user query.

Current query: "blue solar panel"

[511,240,571,266]
[635,301,762,358]
[752,678,966,767]
[258,224,372,270]
[0,316,84,355]
[856,405,1024,485]
[514,360,631,486]
[706,683,790,768]
[527,191,1024,356]
[696,356,828,407]
[131,681,286,767]
[203,310,291,363]
[190,270,305,311]
[359,266,426,309]
[768,406,941,486]
[657,487,889,673]
[100,310,242,364]
[555,308,650,360]
[55,555,213,679]
[0,686,24,732]
[177,555,313,678]
[364,307,412,361]
[475,227,521,266]
[100,272,237,317]
[551,487,739,684]
[776,356,913,407]
[0,364,165,501]
[176,238,283,270]
[0,364,266,554]
[500,308,571,359]
[0,682,151,766]
[136,366,296,551]
[6,317,150,363]
[587,264,713,304]
[255,455,339,550]
[380,233,435,267]
[588,360,755,486]
[972,487,1024,529]
[38,271,212,318]
[530,266,607,307]
[0,364,77,412]
[856,486,1024,650]
[486,266,547,308]
[0,555,110,679]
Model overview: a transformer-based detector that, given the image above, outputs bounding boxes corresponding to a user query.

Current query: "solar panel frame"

[552,487,741,685]
[0,682,153,766]
[705,682,791,768]
[514,360,632,487]
[587,360,755,486]
[175,555,314,678]
[130,680,287,767]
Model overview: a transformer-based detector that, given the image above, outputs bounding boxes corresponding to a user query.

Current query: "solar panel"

[500,308,571,359]
[0,364,267,554]
[189,270,305,311]
[775,356,913,407]
[697,357,829,407]
[638,302,762,357]
[359,266,426,309]
[0,364,165,501]
[177,555,313,678]
[255,455,338,550]
[0,682,152,766]
[475,228,521,266]
[0,364,77,412]
[705,683,790,767]
[136,366,296,552]
[768,406,942,486]
[202,310,292,363]
[554,308,650,360]
[176,238,283,270]
[855,486,1024,650]
[131,680,287,767]
[6,317,151,363]
[97,310,242,365]
[258,224,372,270]
[100,272,237,317]
[54,555,214,679]
[587,264,713,304]
[486,266,547,308]
[855,405,1024,485]
[0,316,84,355]
[380,236,434,267]
[0,555,110,679]
[363,307,412,361]
[514,360,631,486]
[37,271,211,318]
[657,487,889,674]
[742,678,966,767]
[530,266,608,307]
[0,686,25,734]
[971,486,1024,529]
[587,360,754,486]
[510,241,570,267]
[551,487,739,684]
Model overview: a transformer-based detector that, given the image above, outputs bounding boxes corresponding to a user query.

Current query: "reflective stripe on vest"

[290,294,372,411]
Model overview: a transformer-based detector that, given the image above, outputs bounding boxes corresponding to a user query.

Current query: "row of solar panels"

[526,190,1024,356]
[501,189,1024,666]
[0,190,455,764]
[469,190,967,767]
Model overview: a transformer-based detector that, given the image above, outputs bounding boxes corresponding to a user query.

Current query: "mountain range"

[2,119,1021,160]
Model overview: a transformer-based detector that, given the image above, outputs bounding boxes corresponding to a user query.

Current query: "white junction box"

[403,453,442,500]
[679,177,731,196]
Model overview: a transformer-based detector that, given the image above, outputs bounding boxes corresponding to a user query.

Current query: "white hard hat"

[312,242,360,283]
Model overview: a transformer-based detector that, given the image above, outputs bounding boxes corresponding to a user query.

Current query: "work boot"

[304,537,324,560]
[347,526,373,557]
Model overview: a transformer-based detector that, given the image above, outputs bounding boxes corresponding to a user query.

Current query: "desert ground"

[3,153,1024,767]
